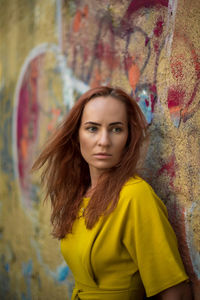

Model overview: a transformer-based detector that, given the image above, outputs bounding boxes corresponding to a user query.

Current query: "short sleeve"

[122,181,188,297]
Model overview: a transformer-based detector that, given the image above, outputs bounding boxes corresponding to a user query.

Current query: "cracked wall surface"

[0,0,199,299]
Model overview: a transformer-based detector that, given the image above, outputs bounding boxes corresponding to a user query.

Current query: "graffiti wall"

[0,0,199,299]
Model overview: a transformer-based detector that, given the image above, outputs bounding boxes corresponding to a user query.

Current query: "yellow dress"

[61,177,188,299]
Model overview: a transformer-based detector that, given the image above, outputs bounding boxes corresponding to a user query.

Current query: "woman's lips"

[93,153,112,159]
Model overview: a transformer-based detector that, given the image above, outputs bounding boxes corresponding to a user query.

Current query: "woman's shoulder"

[122,176,153,195]
[120,176,167,213]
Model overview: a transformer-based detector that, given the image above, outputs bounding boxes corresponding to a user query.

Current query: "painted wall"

[0,0,199,299]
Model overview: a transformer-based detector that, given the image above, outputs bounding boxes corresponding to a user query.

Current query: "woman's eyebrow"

[109,122,124,126]
[84,121,124,126]
[84,121,101,125]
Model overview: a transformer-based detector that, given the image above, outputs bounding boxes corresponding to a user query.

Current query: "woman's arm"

[156,281,193,300]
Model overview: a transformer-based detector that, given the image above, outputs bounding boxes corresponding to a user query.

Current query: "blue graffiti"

[31,238,71,284]
[21,260,33,300]
[0,255,10,299]
[135,83,157,124]
[4,262,9,272]
[57,265,69,282]
[0,87,14,180]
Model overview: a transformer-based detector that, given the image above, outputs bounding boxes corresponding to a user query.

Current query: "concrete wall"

[0,0,199,299]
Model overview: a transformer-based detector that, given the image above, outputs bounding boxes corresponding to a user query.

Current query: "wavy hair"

[32,86,148,239]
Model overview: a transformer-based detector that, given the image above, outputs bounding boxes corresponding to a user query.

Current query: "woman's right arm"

[156,281,193,300]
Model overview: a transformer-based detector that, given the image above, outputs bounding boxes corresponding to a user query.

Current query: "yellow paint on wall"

[0,0,199,299]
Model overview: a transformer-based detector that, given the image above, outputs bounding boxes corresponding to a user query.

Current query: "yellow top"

[61,177,188,300]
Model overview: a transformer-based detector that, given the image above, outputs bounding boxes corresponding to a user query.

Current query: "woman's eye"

[112,127,122,133]
[87,126,98,132]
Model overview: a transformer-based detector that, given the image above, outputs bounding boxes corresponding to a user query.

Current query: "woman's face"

[78,96,128,178]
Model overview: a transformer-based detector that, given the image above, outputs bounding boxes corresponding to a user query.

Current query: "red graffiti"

[73,5,89,32]
[167,87,186,108]
[145,99,149,107]
[95,42,119,70]
[145,36,150,46]
[120,0,168,35]
[158,155,176,188]
[124,0,168,18]
[153,16,164,37]
[168,32,200,126]
[171,58,184,80]
[153,40,160,53]
[17,57,40,187]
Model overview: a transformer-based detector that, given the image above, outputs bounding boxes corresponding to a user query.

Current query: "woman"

[32,86,192,299]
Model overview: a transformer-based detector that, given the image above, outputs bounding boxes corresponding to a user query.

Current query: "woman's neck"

[86,166,108,197]
[85,174,99,197]
[84,186,95,198]
[89,167,105,188]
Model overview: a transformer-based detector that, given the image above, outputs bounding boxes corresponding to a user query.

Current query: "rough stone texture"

[0,0,199,299]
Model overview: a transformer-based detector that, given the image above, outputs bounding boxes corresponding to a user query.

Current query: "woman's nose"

[98,130,111,146]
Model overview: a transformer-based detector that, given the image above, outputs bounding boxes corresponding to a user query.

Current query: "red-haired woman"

[33,86,192,299]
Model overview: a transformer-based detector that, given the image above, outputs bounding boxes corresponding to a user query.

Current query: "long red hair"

[32,86,148,239]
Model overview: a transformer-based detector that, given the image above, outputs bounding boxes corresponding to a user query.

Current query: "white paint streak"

[165,0,178,57]
[56,53,89,109]
[56,0,63,51]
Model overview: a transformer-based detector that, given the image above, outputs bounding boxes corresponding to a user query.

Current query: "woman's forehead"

[81,96,128,122]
